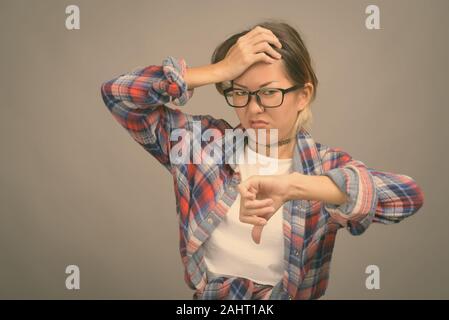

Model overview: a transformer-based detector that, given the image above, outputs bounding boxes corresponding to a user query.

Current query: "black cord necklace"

[257,136,294,148]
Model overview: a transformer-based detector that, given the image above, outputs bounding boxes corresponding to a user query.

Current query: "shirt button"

[288,295,292,300]
[294,249,300,256]
[207,217,213,224]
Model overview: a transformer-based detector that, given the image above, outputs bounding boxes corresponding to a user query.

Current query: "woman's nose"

[246,94,265,114]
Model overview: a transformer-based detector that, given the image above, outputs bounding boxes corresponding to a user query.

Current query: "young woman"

[100,21,424,300]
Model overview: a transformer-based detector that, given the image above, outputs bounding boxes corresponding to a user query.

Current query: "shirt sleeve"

[100,56,210,172]
[321,147,424,236]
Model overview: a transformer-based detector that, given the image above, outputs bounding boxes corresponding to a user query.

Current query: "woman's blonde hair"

[211,19,318,135]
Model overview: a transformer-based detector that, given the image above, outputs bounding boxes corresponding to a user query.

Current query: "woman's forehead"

[233,60,289,88]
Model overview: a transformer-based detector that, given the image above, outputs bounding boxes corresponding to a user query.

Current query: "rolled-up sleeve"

[321,147,424,235]
[100,56,194,171]
[322,148,378,235]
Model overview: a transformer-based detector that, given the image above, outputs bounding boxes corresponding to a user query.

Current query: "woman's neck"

[248,142,294,159]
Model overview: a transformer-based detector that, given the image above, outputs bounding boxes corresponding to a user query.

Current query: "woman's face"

[232,59,310,144]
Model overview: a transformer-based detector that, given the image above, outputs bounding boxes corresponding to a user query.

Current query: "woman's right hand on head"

[217,26,283,82]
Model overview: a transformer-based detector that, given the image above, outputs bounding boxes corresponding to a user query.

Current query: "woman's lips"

[250,120,269,128]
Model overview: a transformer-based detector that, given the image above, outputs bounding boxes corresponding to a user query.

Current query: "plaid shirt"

[100,56,424,300]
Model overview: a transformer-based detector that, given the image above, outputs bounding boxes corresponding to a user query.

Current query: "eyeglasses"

[223,83,304,109]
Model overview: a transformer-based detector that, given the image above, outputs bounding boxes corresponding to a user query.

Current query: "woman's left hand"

[237,174,292,244]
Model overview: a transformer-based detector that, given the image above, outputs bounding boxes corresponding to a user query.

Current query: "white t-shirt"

[203,144,293,286]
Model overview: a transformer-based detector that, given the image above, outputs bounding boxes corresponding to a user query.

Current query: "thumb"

[252,225,264,244]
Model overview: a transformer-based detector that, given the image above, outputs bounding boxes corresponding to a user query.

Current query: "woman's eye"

[261,90,276,95]
[235,91,248,96]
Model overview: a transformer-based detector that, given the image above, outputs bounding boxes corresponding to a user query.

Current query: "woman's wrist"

[184,62,227,90]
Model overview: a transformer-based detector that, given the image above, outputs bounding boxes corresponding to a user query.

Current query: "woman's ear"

[295,82,313,112]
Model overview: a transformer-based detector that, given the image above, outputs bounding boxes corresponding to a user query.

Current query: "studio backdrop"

[0,0,447,299]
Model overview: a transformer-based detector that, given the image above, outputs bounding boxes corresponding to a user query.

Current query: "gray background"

[0,0,447,299]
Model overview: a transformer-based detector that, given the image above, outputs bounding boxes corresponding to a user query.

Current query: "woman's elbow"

[410,180,425,215]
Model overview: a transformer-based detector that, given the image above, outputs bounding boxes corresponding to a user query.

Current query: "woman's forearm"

[184,62,226,90]
[285,172,348,205]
